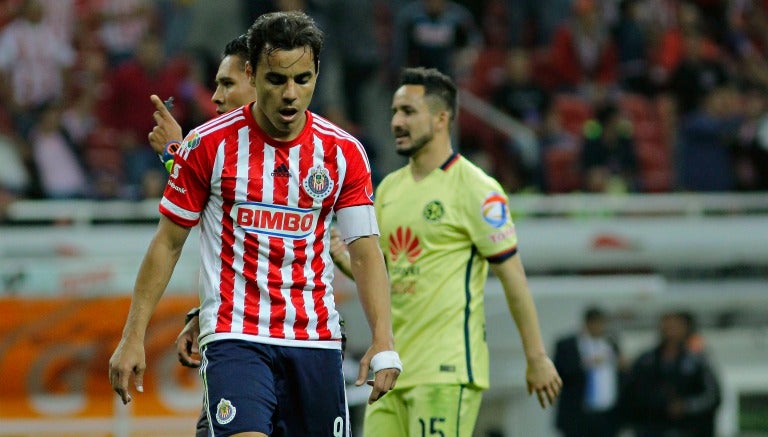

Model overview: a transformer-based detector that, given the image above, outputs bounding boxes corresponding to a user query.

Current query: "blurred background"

[0,0,767,436]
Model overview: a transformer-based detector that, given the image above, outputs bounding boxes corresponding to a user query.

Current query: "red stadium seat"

[553,94,593,136]
[543,147,582,193]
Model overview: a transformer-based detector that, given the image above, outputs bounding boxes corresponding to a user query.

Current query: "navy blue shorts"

[200,340,349,437]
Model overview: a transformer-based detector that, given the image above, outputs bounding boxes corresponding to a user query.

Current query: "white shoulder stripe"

[194,110,245,135]
[198,115,246,137]
[313,121,370,172]
[160,197,200,221]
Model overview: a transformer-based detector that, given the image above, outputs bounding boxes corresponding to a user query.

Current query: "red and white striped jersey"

[160,104,376,349]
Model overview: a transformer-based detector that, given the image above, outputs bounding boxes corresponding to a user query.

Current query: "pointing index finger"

[150,94,171,118]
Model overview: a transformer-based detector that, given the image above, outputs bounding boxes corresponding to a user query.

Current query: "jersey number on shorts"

[418,417,446,437]
[333,416,344,437]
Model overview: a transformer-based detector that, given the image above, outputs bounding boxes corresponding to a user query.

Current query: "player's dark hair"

[583,306,606,323]
[224,34,249,59]
[399,67,458,121]
[223,34,249,70]
[246,11,324,72]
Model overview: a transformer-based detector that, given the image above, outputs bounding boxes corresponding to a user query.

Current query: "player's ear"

[246,61,255,85]
[436,109,450,129]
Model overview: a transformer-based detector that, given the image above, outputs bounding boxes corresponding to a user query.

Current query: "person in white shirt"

[554,306,626,437]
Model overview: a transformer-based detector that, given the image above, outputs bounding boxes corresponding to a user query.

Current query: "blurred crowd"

[2,0,768,212]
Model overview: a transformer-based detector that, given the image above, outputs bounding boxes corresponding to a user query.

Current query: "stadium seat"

[553,94,593,136]
[636,140,673,192]
[543,146,582,193]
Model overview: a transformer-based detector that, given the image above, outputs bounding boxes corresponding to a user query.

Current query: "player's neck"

[409,139,453,181]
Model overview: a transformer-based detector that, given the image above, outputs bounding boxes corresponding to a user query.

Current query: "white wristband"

[371,350,402,373]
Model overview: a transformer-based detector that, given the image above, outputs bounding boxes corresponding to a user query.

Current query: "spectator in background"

[530,0,580,47]
[580,102,639,193]
[98,32,191,198]
[93,0,154,66]
[325,0,380,127]
[677,85,742,192]
[28,102,89,199]
[491,47,553,190]
[493,48,552,134]
[650,2,720,89]
[613,0,653,95]
[554,306,626,437]
[390,0,481,81]
[0,0,76,138]
[549,0,619,97]
[667,24,730,117]
[734,86,768,191]
[0,131,32,213]
[626,310,721,437]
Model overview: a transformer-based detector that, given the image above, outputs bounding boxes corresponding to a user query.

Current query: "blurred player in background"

[333,67,562,436]
[109,11,400,436]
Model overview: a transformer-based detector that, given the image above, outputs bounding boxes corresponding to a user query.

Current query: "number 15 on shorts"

[418,417,446,437]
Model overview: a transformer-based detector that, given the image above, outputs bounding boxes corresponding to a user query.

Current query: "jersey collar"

[439,152,460,171]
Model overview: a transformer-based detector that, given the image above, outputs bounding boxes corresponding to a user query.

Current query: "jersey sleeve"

[335,138,375,211]
[158,129,214,227]
[462,175,519,263]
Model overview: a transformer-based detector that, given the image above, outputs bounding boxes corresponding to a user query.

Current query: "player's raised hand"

[148,94,183,155]
[525,355,562,409]
[108,338,146,405]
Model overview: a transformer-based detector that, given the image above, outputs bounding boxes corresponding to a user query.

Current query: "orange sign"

[0,295,202,419]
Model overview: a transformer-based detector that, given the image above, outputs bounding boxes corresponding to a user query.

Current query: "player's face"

[211,55,256,115]
[390,85,435,157]
[249,46,317,141]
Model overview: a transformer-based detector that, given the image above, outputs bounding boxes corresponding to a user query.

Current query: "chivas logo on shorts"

[216,398,236,425]
[302,165,334,200]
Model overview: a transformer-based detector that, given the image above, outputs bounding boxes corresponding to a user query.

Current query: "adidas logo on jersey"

[271,163,291,178]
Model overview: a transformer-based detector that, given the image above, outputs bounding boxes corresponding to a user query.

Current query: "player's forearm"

[348,237,394,349]
[491,256,548,360]
[122,222,188,341]
[507,289,548,361]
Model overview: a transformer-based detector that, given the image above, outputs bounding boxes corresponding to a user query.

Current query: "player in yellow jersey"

[334,67,562,435]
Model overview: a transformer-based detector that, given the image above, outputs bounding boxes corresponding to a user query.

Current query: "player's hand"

[355,347,400,405]
[108,337,146,405]
[148,94,183,155]
[176,315,201,368]
[329,227,347,260]
[329,227,352,276]
[525,355,562,409]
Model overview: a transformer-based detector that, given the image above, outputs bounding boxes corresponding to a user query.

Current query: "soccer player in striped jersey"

[339,67,562,435]
[109,11,400,437]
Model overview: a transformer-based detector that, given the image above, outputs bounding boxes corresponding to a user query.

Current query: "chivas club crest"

[302,165,334,200]
[216,398,236,425]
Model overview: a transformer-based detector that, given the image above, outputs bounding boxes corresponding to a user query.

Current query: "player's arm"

[109,215,192,405]
[345,234,400,404]
[329,227,353,278]
[148,94,182,173]
[490,254,562,409]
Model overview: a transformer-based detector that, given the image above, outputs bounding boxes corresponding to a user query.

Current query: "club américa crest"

[302,165,334,200]
[216,398,236,424]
